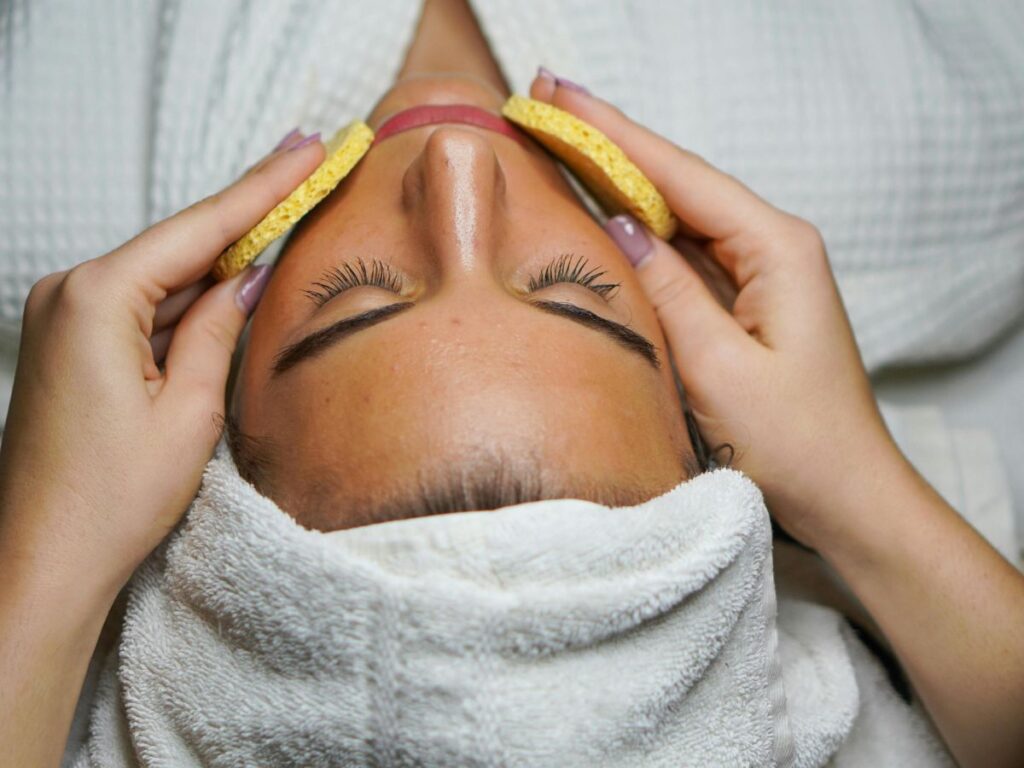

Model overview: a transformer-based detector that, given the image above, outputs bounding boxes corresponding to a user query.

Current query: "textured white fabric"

[2,0,1023,371]
[0,2,1013,763]
[874,326,1024,559]
[68,440,952,767]
[3,0,1020,527]
[880,402,1020,568]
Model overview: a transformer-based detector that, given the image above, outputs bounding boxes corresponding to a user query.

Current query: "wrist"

[806,442,934,579]
[0,520,120,768]
[0,504,129,621]
[0,543,121,630]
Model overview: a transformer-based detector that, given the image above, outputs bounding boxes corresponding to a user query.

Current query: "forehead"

[228,127,691,528]
[238,303,684,501]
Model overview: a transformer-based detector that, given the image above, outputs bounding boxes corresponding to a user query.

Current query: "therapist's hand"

[0,130,324,594]
[530,77,1024,768]
[529,74,903,552]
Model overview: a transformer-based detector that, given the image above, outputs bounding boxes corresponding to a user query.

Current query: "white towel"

[68,439,953,767]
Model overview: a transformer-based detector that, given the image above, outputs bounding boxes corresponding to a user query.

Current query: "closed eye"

[527,253,620,300]
[303,258,404,307]
[301,252,621,309]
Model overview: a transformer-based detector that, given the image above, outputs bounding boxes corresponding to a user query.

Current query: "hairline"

[224,413,703,530]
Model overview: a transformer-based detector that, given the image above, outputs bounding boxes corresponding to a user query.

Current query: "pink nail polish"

[287,132,321,151]
[555,76,590,96]
[604,214,653,267]
[273,128,302,151]
[235,264,273,315]
[539,68,590,96]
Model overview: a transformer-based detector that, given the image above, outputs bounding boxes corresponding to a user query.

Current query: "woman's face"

[232,75,694,529]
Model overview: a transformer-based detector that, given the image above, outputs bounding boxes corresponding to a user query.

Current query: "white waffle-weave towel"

[2,0,1024,372]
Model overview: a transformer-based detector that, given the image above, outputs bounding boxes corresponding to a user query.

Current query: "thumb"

[163,263,272,411]
[604,215,749,374]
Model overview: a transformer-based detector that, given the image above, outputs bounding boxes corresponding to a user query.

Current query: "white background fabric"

[1,1,1021,547]
[1,0,1021,571]
[2,3,1016,763]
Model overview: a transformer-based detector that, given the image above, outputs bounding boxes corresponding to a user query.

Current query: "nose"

[403,127,507,273]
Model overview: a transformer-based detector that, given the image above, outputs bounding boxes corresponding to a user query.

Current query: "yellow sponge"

[212,121,375,280]
[501,95,677,240]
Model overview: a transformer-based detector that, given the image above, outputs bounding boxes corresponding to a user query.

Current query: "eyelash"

[528,253,621,299]
[303,252,621,306]
[303,258,404,307]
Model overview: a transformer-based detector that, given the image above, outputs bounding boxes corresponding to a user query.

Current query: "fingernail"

[604,214,653,267]
[557,76,589,96]
[537,66,589,96]
[287,132,321,151]
[235,264,273,315]
[273,127,302,151]
[557,77,590,95]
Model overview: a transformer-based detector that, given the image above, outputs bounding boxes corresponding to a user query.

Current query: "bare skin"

[1,2,1022,767]
[529,80,1024,768]
[230,77,692,528]
[227,0,693,529]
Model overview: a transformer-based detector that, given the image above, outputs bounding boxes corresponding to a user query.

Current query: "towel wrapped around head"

[69,439,953,767]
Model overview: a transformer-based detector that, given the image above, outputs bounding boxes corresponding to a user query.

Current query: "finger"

[529,71,790,285]
[150,324,175,366]
[672,234,738,313]
[266,128,306,156]
[102,137,323,292]
[604,214,753,372]
[162,264,272,415]
[530,67,558,102]
[153,276,214,332]
[527,75,715,245]
[243,129,306,176]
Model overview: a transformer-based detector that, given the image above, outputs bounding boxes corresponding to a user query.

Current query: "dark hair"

[224,412,710,530]
[684,409,734,471]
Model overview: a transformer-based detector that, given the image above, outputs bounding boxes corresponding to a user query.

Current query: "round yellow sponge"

[501,95,677,240]
[212,121,375,280]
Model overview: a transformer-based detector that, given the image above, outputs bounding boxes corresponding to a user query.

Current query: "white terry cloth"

[68,440,953,767]
[2,0,1024,373]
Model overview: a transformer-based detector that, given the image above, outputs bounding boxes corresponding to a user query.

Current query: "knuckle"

[646,269,699,312]
[784,216,826,255]
[678,144,712,170]
[188,374,225,405]
[191,193,235,244]
[52,264,107,313]
[25,271,64,314]
[192,191,217,217]
[173,369,227,416]
[202,317,238,356]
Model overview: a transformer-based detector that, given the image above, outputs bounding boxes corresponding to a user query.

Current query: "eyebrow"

[530,301,660,368]
[271,299,660,376]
